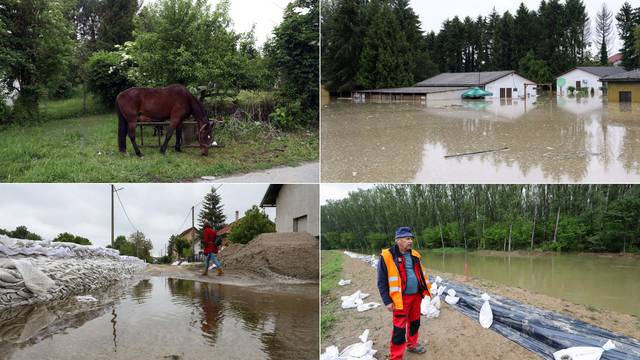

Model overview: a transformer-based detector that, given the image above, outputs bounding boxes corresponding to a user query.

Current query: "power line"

[114,190,139,233]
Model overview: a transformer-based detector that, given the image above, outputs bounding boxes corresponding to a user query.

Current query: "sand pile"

[218,232,318,281]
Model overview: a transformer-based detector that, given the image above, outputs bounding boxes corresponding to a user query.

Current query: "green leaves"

[227,205,275,244]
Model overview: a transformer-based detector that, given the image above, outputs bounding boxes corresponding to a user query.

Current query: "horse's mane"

[188,92,209,123]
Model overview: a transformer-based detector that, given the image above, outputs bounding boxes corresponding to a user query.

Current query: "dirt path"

[144,264,269,287]
[323,254,538,359]
[196,161,319,182]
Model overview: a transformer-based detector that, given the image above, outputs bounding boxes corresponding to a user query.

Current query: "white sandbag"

[421,296,440,318]
[437,286,446,296]
[479,293,493,328]
[75,295,98,302]
[12,259,55,296]
[338,279,351,286]
[321,329,377,360]
[431,294,441,309]
[341,290,369,309]
[552,340,616,360]
[435,276,443,283]
[445,289,459,305]
[357,302,380,312]
[431,283,438,294]
[320,346,339,360]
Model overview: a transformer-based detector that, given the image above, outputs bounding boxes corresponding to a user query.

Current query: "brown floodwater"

[0,277,318,360]
[321,97,640,182]
[422,251,640,317]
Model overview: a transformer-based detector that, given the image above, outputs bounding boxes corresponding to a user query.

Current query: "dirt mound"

[218,232,318,282]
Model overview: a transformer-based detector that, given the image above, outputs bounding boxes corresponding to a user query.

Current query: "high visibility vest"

[381,248,431,310]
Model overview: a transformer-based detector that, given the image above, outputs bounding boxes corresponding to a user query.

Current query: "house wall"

[607,83,640,103]
[275,184,319,237]
[556,69,604,97]
[485,73,537,99]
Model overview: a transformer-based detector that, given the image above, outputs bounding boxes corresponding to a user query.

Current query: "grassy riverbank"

[321,250,343,340]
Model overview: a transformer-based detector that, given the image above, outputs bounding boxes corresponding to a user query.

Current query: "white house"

[415,71,538,99]
[555,67,626,97]
[260,184,319,238]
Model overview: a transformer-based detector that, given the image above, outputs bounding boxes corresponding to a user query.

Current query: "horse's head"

[198,120,214,156]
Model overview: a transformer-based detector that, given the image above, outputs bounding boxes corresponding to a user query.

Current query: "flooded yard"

[0,276,318,360]
[422,251,640,317]
[321,97,640,182]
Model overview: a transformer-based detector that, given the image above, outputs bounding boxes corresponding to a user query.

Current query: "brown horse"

[115,84,213,157]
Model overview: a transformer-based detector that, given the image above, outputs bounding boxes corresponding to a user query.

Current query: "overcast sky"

[0,184,275,256]
[411,0,632,56]
[320,183,376,205]
[223,0,289,46]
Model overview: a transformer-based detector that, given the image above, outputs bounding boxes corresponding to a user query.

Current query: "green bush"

[85,50,133,108]
[227,205,275,244]
[269,102,302,130]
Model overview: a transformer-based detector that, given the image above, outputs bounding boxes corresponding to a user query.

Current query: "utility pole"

[111,184,124,248]
[191,206,195,229]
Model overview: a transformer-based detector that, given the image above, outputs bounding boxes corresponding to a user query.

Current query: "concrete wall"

[485,73,537,99]
[275,184,319,237]
[607,83,640,103]
[556,69,603,97]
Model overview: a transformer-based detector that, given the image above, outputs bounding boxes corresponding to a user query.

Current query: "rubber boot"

[201,270,208,276]
[216,268,223,276]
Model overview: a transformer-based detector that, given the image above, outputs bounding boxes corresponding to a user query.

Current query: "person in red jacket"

[201,221,223,276]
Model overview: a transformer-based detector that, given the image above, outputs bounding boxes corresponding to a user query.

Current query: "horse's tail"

[115,99,127,152]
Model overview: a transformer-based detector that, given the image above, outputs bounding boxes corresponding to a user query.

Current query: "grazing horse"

[115,84,213,157]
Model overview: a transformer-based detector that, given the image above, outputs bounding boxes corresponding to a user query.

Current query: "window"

[619,91,632,103]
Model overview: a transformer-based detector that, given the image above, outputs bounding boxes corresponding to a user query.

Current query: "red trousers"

[389,293,422,360]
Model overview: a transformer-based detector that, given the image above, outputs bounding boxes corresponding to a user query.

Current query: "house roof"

[608,53,623,64]
[600,69,640,82]
[415,71,523,87]
[357,86,468,94]
[179,227,196,237]
[260,184,282,207]
[218,217,243,236]
[558,66,626,78]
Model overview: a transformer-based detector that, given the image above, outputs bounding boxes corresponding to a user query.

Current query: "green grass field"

[0,97,318,182]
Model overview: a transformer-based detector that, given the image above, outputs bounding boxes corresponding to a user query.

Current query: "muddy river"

[422,251,640,317]
[321,96,640,182]
[0,277,318,360]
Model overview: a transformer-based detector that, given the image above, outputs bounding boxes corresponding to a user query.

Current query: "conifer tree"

[197,187,226,234]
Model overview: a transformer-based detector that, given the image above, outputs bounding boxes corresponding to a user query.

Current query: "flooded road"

[321,97,640,182]
[422,251,640,317]
[1,277,318,360]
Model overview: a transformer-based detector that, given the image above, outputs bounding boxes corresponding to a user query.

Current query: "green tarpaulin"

[462,87,493,99]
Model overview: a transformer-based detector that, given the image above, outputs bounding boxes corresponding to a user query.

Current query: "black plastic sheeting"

[429,275,640,359]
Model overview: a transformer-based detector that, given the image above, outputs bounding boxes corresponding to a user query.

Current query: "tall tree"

[595,3,614,65]
[197,186,226,233]
[0,0,73,122]
[616,2,640,70]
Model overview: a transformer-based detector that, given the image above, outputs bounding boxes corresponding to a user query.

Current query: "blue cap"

[395,226,414,239]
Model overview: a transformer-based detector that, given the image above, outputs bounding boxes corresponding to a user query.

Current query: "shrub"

[227,205,275,244]
[85,50,133,108]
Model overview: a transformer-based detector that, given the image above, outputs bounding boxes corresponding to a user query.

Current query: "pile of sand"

[218,232,318,281]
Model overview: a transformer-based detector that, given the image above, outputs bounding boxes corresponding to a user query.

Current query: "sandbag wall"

[0,236,145,310]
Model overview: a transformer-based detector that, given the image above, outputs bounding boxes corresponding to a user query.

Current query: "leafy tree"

[0,0,73,122]
[131,0,238,90]
[128,230,153,262]
[7,226,43,240]
[53,232,92,245]
[518,52,552,83]
[227,205,275,244]
[85,50,134,107]
[269,0,319,129]
[173,236,191,259]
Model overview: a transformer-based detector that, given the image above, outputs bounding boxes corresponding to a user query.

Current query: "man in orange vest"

[377,226,431,359]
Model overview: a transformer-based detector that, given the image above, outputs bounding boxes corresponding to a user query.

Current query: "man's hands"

[386,303,394,312]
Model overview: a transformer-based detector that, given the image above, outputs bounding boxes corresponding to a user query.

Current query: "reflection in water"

[322,97,640,182]
[2,277,318,360]
[422,252,640,316]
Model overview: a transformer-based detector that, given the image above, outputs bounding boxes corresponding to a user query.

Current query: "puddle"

[321,97,640,182]
[0,277,318,359]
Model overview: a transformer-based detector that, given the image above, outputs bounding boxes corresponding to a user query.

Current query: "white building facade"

[556,67,626,97]
[260,184,319,237]
[483,73,538,99]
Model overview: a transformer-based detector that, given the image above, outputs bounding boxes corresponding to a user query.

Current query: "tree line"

[321,185,640,254]
[322,0,640,94]
[1,0,318,129]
